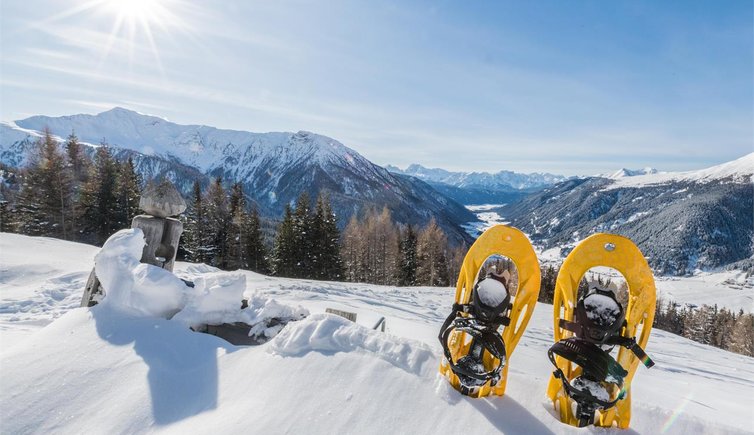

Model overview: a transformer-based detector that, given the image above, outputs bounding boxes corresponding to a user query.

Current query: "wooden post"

[81,180,187,307]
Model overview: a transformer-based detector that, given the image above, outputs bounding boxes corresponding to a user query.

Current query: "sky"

[1,0,752,175]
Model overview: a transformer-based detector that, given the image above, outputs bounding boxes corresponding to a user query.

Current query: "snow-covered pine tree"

[273,204,296,277]
[416,218,450,286]
[398,224,418,286]
[78,143,119,244]
[243,205,270,274]
[16,129,73,239]
[115,157,141,229]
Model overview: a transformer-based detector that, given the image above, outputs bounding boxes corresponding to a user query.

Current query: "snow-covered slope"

[502,154,754,275]
[607,153,754,188]
[0,108,476,244]
[1,233,753,434]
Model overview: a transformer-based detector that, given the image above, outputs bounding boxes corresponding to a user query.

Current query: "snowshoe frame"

[546,233,656,428]
[439,225,541,398]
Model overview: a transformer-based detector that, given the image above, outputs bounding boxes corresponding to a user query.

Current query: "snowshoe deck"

[546,233,656,428]
[439,225,540,398]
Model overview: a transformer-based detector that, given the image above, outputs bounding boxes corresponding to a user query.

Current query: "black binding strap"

[439,306,509,391]
[558,319,654,368]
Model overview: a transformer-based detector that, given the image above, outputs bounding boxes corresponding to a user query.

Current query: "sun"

[95,0,186,74]
[105,0,166,24]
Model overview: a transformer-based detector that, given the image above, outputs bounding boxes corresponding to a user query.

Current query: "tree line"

[341,207,466,287]
[181,179,270,274]
[2,129,140,245]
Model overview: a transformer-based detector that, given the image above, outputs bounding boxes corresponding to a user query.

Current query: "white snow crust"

[1,233,753,434]
[583,293,621,326]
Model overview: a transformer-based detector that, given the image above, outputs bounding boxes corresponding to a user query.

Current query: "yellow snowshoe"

[546,233,656,428]
[439,225,540,398]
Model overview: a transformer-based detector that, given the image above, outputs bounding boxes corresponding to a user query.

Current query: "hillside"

[501,154,754,275]
[0,109,476,244]
[1,233,753,434]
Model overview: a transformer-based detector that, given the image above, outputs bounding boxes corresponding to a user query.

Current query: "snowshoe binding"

[439,225,540,398]
[546,234,656,428]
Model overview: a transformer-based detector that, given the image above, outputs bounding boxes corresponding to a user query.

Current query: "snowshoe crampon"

[439,225,540,398]
[547,233,656,428]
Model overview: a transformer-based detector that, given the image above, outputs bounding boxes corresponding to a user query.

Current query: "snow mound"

[96,228,188,317]
[95,228,307,335]
[270,313,435,376]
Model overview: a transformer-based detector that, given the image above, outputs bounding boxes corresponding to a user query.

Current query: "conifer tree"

[64,131,90,233]
[313,194,343,280]
[539,265,558,303]
[65,131,89,184]
[16,129,73,239]
[205,177,229,268]
[243,205,270,274]
[183,180,209,263]
[291,192,314,278]
[273,204,296,277]
[398,224,418,286]
[225,182,247,270]
[79,143,119,244]
[115,157,141,229]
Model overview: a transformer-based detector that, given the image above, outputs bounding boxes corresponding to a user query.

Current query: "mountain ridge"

[1,108,477,244]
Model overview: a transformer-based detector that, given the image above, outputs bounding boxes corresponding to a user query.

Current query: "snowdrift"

[1,233,753,434]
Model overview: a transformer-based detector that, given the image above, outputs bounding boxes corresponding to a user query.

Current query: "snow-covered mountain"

[387,163,568,190]
[605,167,660,179]
[502,153,754,275]
[0,108,476,244]
[386,163,568,205]
[1,232,752,434]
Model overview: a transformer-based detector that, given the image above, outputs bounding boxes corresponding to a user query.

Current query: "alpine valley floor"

[1,233,752,434]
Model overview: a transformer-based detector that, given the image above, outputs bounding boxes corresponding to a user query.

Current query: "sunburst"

[38,0,189,75]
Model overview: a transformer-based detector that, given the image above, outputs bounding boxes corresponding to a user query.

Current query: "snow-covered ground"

[1,232,753,434]
[463,204,509,238]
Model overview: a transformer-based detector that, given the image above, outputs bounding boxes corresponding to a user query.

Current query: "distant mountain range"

[0,108,476,244]
[501,154,754,275]
[385,163,568,205]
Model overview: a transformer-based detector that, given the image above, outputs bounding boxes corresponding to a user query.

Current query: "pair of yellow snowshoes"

[438,225,655,429]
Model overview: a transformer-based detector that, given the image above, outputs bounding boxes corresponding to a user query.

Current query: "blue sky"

[1,0,751,175]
